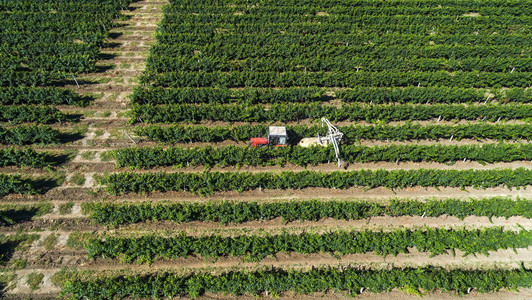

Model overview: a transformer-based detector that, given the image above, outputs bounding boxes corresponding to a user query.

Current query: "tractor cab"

[249,126,288,148]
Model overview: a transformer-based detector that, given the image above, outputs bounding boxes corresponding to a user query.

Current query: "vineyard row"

[87,227,531,263]
[142,70,532,88]
[114,143,532,168]
[166,0,532,13]
[156,21,529,36]
[61,267,532,299]
[102,168,532,195]
[0,105,70,124]
[145,55,532,73]
[0,174,38,196]
[0,125,60,145]
[130,103,532,123]
[157,32,532,48]
[0,147,55,168]
[148,43,529,61]
[86,197,532,225]
[131,86,532,105]
[0,87,91,107]
[134,123,532,143]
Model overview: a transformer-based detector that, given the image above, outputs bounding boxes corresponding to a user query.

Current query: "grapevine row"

[0,31,106,47]
[61,267,532,299]
[114,143,532,168]
[0,202,53,226]
[165,6,529,16]
[158,20,530,36]
[167,0,532,13]
[86,197,532,225]
[0,148,54,168]
[134,123,532,143]
[102,168,532,195]
[0,174,38,196]
[132,87,532,105]
[0,105,69,124]
[146,55,532,73]
[157,32,532,48]
[0,125,60,145]
[143,70,532,88]
[0,87,91,107]
[164,23,530,37]
[130,103,532,123]
[87,227,530,263]
[149,43,527,61]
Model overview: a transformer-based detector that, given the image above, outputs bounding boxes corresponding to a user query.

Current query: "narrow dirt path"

[4,1,532,298]
[7,248,531,273]
[5,248,532,295]
[2,214,531,234]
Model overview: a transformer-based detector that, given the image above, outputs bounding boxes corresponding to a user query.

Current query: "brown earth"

[2,0,532,298]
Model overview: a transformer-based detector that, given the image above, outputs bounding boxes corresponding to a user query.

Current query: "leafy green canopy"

[102,168,532,196]
[61,267,532,299]
[114,143,532,168]
[86,227,531,263]
[87,198,532,225]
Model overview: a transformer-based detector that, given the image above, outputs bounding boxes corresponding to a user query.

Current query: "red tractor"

[249,126,288,148]
[248,119,346,167]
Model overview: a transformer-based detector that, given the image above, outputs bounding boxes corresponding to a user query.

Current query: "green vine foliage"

[143,70,532,89]
[135,123,532,143]
[86,197,532,225]
[132,86,532,105]
[158,31,531,48]
[0,126,60,145]
[102,168,532,196]
[0,148,54,168]
[61,267,532,299]
[0,212,14,226]
[86,227,531,263]
[114,143,532,168]
[0,87,91,107]
[0,174,38,196]
[130,103,532,123]
[0,0,132,86]
[0,105,69,124]
[0,234,39,264]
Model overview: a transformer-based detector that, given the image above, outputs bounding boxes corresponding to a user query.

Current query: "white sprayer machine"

[298,118,344,167]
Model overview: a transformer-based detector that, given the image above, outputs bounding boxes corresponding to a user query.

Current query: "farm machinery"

[249,118,345,167]
[249,126,289,148]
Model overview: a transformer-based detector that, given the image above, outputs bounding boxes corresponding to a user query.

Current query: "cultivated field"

[0,0,531,299]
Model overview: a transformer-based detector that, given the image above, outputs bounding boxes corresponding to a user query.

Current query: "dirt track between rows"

[3,0,532,298]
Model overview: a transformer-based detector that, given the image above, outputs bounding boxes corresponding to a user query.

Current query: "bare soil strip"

[8,248,532,272]
[2,215,531,234]
[2,186,532,205]
[5,250,532,295]
[5,0,532,298]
